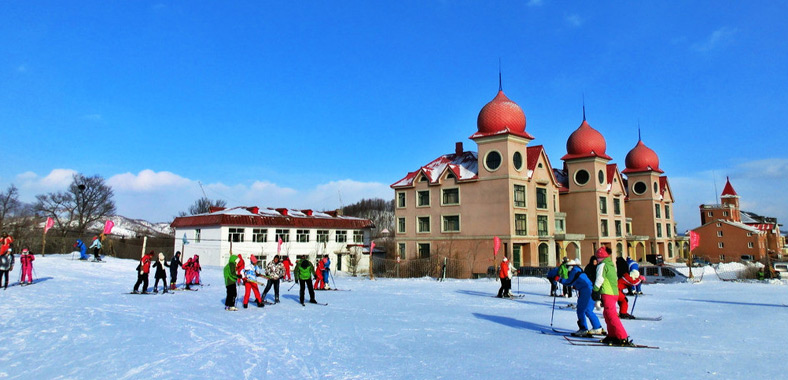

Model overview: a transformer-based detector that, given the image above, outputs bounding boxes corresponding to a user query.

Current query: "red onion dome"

[471,90,534,140]
[622,139,662,173]
[561,120,611,160]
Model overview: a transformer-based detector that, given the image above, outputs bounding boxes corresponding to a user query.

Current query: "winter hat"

[567,259,581,266]
[595,247,610,260]
[630,269,640,280]
[21,248,29,253]
[502,256,508,262]
[158,252,165,261]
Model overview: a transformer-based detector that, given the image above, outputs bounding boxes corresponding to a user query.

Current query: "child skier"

[322,255,331,289]
[296,257,317,305]
[191,255,202,286]
[593,247,633,346]
[133,251,154,294]
[496,256,513,298]
[626,257,642,295]
[546,266,560,297]
[617,270,645,319]
[282,256,293,282]
[19,248,35,285]
[223,252,240,311]
[0,245,14,289]
[262,254,284,303]
[559,259,604,337]
[169,251,182,290]
[152,252,168,293]
[314,256,326,290]
[240,254,264,308]
[74,239,88,260]
[89,236,102,261]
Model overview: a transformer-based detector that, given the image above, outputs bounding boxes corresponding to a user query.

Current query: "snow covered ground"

[1,255,788,379]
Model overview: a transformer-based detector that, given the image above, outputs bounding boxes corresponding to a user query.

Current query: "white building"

[171,206,375,272]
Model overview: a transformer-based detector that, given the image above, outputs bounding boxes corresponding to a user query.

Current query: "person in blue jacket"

[626,257,642,295]
[546,266,560,296]
[74,239,88,260]
[559,259,605,337]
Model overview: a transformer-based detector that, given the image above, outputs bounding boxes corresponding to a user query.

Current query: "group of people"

[132,251,202,294]
[223,253,305,310]
[0,233,36,288]
[552,247,647,346]
[313,255,331,290]
[73,236,103,261]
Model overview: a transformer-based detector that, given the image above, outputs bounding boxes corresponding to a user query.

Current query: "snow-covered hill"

[89,215,174,238]
[2,254,787,379]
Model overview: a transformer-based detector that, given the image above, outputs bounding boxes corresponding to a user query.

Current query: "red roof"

[562,120,612,161]
[623,139,663,174]
[391,150,479,188]
[606,164,618,189]
[470,90,535,140]
[171,207,374,230]
[721,177,738,197]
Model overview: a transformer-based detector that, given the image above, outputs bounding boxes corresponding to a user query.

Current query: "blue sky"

[2,1,787,232]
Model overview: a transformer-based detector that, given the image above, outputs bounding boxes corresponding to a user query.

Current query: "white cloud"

[15,169,77,193]
[692,26,738,52]
[108,170,192,192]
[565,14,583,27]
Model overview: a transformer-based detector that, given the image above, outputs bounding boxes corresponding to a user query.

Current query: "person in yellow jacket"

[592,246,633,346]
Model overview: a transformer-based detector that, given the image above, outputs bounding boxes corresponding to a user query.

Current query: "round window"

[598,170,605,184]
[574,169,590,186]
[653,182,659,194]
[513,151,523,171]
[485,151,502,171]
[633,181,647,195]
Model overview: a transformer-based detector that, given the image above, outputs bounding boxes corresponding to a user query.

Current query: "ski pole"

[631,292,638,315]
[329,270,337,289]
[550,293,558,327]
[288,279,297,291]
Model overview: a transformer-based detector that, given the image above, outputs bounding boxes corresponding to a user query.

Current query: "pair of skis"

[563,335,659,349]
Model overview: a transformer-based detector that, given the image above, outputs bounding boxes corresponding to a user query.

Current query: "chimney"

[275,208,289,216]
[209,206,225,213]
[304,209,313,216]
[247,206,259,214]
[455,142,463,156]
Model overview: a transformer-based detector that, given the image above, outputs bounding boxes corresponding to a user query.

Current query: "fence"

[8,230,174,261]
[372,256,468,279]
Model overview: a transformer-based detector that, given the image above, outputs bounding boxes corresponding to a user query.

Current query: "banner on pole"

[182,233,189,245]
[689,231,700,251]
[493,236,501,257]
[103,220,114,235]
[277,236,283,254]
[44,217,55,234]
[370,241,376,254]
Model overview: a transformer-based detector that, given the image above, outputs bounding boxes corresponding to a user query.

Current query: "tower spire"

[498,58,502,91]
[582,93,586,121]
[638,120,642,141]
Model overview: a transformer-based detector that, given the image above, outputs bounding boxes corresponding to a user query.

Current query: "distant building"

[170,206,375,269]
[693,177,784,262]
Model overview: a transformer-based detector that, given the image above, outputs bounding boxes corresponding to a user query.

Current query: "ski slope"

[1,254,787,379]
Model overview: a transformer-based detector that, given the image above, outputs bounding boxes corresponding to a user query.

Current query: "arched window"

[538,243,549,267]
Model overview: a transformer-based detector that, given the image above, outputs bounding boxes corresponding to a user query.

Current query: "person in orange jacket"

[282,256,293,282]
[133,251,154,294]
[496,256,514,298]
[314,257,326,290]
[617,269,645,319]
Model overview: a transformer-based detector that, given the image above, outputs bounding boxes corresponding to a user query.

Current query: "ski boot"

[571,329,590,337]
[587,327,606,336]
[243,303,248,309]
[153,289,159,294]
[274,297,279,304]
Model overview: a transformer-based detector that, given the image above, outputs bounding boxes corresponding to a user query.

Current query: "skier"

[593,246,633,346]
[546,266,560,297]
[89,236,102,261]
[169,251,182,290]
[559,259,604,337]
[558,257,573,297]
[616,255,628,279]
[133,250,154,294]
[322,255,331,289]
[74,239,88,260]
[1,233,13,254]
[152,252,168,293]
[223,251,241,311]
[314,256,326,290]
[19,248,35,285]
[0,244,14,290]
[296,257,318,305]
[496,256,513,298]
[183,256,194,289]
[584,255,598,284]
[617,270,645,319]
[262,254,284,303]
[239,254,263,308]
[626,257,642,295]
[282,256,293,282]
[191,255,202,286]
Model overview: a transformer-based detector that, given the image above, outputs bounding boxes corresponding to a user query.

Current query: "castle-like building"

[692,177,784,263]
[391,86,679,277]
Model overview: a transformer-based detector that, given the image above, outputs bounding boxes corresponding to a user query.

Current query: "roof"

[561,120,613,161]
[552,167,570,193]
[693,219,763,234]
[525,145,561,186]
[622,139,663,174]
[391,151,478,188]
[471,90,535,140]
[171,207,375,230]
[721,177,738,197]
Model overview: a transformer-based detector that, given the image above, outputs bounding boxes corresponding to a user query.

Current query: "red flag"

[689,231,700,251]
[370,241,376,254]
[44,217,55,234]
[103,220,114,235]
[493,236,501,257]
[277,236,283,254]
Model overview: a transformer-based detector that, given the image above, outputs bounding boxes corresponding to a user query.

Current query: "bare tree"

[0,184,21,232]
[34,173,116,236]
[180,197,227,216]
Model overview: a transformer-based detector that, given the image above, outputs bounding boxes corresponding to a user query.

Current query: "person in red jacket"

[282,256,293,282]
[133,251,154,294]
[0,233,13,255]
[496,256,513,298]
[19,248,35,285]
[617,269,645,319]
[191,255,202,286]
[314,257,326,290]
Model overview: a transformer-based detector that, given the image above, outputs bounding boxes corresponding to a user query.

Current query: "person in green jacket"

[558,257,572,297]
[592,246,632,346]
[295,257,318,305]
[224,253,240,311]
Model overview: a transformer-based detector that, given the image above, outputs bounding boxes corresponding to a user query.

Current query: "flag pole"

[41,228,46,257]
